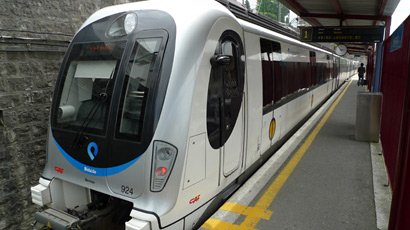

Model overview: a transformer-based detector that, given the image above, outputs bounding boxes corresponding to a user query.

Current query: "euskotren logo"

[87,142,99,161]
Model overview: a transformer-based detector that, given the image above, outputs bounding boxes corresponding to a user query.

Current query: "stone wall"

[0,0,136,229]
[0,50,62,230]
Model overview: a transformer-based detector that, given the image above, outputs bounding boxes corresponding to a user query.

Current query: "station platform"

[201,78,392,230]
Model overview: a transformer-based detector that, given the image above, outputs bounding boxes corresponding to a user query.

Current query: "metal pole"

[372,42,384,92]
[278,2,281,22]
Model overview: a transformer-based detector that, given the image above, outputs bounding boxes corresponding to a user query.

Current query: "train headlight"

[124,13,137,34]
[107,13,138,37]
[151,141,177,192]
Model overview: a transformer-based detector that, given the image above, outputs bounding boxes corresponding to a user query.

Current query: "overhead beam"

[346,44,371,48]
[378,0,389,15]
[348,49,367,51]
[329,0,344,26]
[330,0,343,15]
[374,0,389,26]
[349,52,367,56]
[348,47,369,51]
[348,48,368,53]
[300,13,389,21]
[385,16,391,38]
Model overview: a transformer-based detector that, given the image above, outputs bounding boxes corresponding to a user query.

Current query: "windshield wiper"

[70,70,115,149]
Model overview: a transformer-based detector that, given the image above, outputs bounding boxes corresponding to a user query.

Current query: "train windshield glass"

[116,37,163,141]
[54,41,125,134]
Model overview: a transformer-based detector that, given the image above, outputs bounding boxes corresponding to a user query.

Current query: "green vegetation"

[257,0,290,23]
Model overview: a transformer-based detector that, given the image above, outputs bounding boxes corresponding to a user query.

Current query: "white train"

[30,0,356,229]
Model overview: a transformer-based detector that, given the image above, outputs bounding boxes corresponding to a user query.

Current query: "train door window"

[260,38,281,112]
[207,30,244,149]
[260,38,274,109]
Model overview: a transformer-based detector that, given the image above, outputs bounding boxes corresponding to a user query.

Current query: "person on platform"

[358,63,366,86]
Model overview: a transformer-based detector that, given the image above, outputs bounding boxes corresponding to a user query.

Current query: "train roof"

[78,0,341,58]
[78,0,233,32]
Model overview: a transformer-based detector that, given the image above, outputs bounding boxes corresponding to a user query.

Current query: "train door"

[207,30,245,179]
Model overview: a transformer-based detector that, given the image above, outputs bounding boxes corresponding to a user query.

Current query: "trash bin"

[355,92,382,142]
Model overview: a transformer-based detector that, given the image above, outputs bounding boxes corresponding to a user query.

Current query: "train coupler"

[34,208,80,230]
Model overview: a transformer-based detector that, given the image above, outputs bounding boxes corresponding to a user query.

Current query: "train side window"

[309,51,317,86]
[260,38,281,113]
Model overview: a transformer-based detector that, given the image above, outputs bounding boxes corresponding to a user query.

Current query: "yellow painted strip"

[202,203,273,229]
[239,81,352,229]
[202,218,240,230]
[220,202,272,220]
[220,202,248,214]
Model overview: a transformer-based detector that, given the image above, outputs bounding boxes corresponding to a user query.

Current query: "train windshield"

[54,37,165,139]
[54,41,125,135]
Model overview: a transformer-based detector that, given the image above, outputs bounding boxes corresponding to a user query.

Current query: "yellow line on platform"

[220,202,273,220]
[202,81,352,229]
[202,218,240,230]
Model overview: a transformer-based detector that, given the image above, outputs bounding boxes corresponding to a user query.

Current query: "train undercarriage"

[33,189,133,230]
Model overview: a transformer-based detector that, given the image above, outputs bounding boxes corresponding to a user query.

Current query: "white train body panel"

[243,31,263,167]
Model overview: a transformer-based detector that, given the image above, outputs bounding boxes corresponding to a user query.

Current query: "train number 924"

[121,185,134,195]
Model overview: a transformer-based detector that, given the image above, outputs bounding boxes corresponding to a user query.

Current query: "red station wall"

[380,17,410,185]
[380,16,410,230]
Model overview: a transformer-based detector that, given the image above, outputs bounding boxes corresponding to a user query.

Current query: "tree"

[257,0,289,23]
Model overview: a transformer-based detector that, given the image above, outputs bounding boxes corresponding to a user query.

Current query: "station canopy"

[279,0,401,55]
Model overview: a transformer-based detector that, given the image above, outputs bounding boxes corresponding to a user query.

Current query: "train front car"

[30,0,242,229]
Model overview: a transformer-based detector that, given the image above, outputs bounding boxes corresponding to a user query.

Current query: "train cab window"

[116,37,162,141]
[260,38,281,112]
[53,41,125,135]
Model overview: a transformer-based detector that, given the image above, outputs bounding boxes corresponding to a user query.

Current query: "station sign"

[299,26,385,43]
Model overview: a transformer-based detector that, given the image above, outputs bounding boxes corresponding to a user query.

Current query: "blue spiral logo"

[87,142,99,161]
